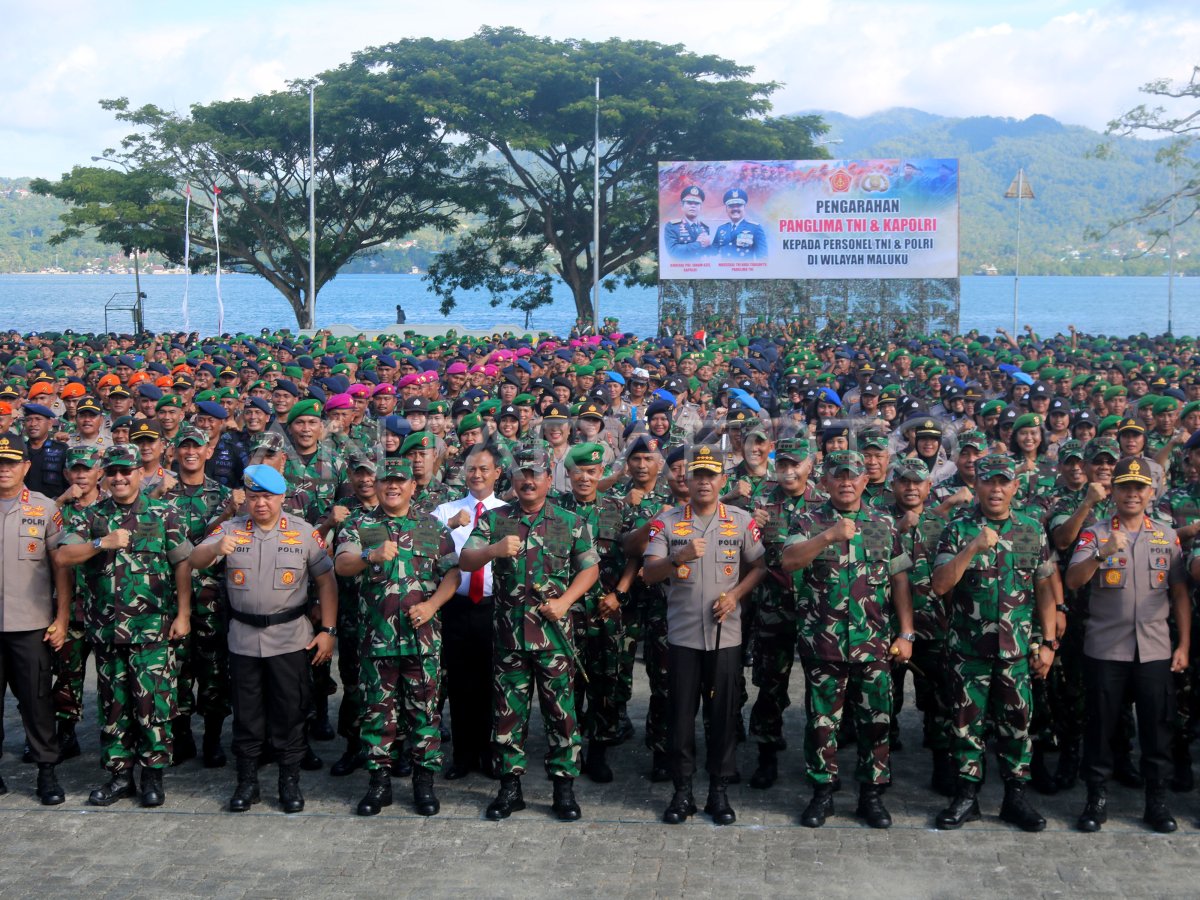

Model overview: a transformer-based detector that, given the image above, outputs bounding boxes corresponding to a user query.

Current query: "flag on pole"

[182,185,191,331]
[212,187,224,334]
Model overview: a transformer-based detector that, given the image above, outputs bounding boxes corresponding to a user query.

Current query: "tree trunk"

[571,280,593,327]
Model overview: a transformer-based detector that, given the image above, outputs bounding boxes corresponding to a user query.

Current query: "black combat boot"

[551,776,581,821]
[299,730,323,771]
[356,768,392,817]
[486,774,526,820]
[1029,743,1058,795]
[172,716,196,766]
[36,764,65,806]
[800,783,835,828]
[856,783,892,829]
[931,751,957,797]
[310,695,336,741]
[1170,740,1193,793]
[704,776,735,826]
[749,745,778,790]
[999,779,1046,832]
[662,778,697,824]
[330,738,367,777]
[584,742,613,784]
[649,751,671,783]
[140,767,165,808]
[88,770,136,806]
[57,721,81,761]
[279,764,305,813]
[1076,781,1107,833]
[935,779,981,830]
[202,716,227,768]
[1054,741,1080,791]
[1143,782,1178,833]
[413,767,440,817]
[229,757,261,812]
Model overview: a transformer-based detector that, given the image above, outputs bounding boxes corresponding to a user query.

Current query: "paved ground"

[2,663,1199,899]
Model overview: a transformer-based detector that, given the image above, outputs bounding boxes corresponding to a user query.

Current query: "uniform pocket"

[274,567,303,590]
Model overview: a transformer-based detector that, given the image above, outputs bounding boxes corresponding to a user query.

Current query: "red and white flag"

[212,187,224,334]
[182,185,191,331]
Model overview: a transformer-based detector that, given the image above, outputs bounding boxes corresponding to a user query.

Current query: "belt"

[228,604,308,628]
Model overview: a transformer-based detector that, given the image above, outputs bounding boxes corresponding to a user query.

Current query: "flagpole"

[213,188,224,335]
[308,84,316,330]
[182,185,191,331]
[592,77,600,336]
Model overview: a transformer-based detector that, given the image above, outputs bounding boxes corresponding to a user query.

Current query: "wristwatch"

[897,632,917,642]
[92,537,104,551]
[361,547,373,563]
[1042,638,1060,652]
[318,625,337,637]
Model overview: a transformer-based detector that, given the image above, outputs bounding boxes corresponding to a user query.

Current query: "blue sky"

[3,0,1197,177]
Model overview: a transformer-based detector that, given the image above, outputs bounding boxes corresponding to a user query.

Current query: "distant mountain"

[805,107,1195,275]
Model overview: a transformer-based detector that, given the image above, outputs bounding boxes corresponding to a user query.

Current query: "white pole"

[1013,168,1023,334]
[308,84,317,330]
[592,77,600,335]
[1168,164,1176,336]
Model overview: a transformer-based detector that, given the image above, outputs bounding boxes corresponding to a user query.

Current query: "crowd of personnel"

[1,319,1199,833]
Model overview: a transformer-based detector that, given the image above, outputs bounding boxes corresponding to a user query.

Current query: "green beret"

[456,413,482,435]
[155,394,183,411]
[286,399,322,424]
[566,442,606,468]
[1012,413,1044,431]
[1097,415,1124,434]
[400,431,438,456]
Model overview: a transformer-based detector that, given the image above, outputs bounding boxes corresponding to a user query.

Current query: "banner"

[658,159,958,280]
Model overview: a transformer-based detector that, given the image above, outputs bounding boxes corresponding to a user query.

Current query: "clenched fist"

[627,487,645,508]
[1104,530,1128,553]
[104,529,131,551]
[951,487,973,507]
[493,535,522,558]
[329,505,350,526]
[1085,482,1107,506]
[973,526,999,552]
[448,508,473,529]
[676,538,707,563]
[828,518,856,543]
[218,533,238,556]
[372,540,399,563]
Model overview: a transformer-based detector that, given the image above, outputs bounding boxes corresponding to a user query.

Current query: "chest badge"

[281,571,296,586]
[1104,570,1121,586]
[676,564,691,579]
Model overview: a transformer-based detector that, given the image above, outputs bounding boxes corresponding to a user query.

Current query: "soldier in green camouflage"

[553,441,636,783]
[334,458,461,817]
[746,436,821,789]
[58,443,194,808]
[402,431,451,515]
[858,428,892,510]
[162,424,238,767]
[931,453,1059,832]
[460,446,599,821]
[782,449,914,829]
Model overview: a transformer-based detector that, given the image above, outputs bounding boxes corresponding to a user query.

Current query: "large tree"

[36,64,485,329]
[355,27,827,323]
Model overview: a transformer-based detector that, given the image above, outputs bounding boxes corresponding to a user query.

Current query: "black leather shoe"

[800,784,835,828]
[936,780,981,830]
[279,765,305,813]
[1144,784,1178,833]
[662,780,697,824]
[140,768,165,808]
[703,777,735,826]
[1054,742,1080,792]
[1029,744,1058,795]
[584,743,613,784]
[856,784,892,829]
[551,776,581,821]
[88,772,136,806]
[1113,754,1144,789]
[486,774,525,820]
[57,722,81,762]
[36,764,65,806]
[999,779,1045,832]
[444,762,473,781]
[1076,782,1107,833]
[331,741,367,778]
[171,717,196,766]
[749,746,778,790]
[229,758,261,812]
[357,768,392,817]
[202,716,227,769]
[299,744,323,772]
[649,751,671,783]
[413,768,440,817]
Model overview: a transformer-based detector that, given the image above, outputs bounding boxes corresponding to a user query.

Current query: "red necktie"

[468,500,486,603]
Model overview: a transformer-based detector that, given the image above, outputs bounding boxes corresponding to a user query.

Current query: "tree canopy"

[355,27,828,323]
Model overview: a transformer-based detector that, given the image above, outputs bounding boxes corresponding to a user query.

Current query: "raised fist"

[373,540,399,563]
[829,518,857,543]
[494,535,522,558]
[975,526,999,551]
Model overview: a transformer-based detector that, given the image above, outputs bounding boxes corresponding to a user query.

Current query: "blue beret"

[194,401,228,420]
[605,371,625,386]
[376,355,396,368]
[247,397,271,415]
[22,403,56,419]
[243,464,287,495]
[136,384,163,401]
[307,385,327,404]
[272,379,300,397]
[382,415,411,437]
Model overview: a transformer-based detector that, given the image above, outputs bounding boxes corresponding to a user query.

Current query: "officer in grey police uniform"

[0,433,68,804]
[644,445,767,826]
[191,464,337,814]
[663,186,713,259]
[1066,456,1191,834]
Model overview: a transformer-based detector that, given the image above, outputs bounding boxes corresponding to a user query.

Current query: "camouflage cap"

[566,441,606,468]
[1057,439,1085,462]
[248,431,285,454]
[890,457,931,482]
[825,449,866,476]
[175,423,210,447]
[101,443,139,469]
[378,458,412,481]
[348,454,378,474]
[65,444,100,469]
[959,429,989,451]
[858,427,889,450]
[974,454,1018,481]
[1084,437,1120,462]
[512,445,549,473]
[775,436,810,461]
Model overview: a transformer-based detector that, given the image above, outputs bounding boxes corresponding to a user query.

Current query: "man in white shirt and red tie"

[433,444,508,779]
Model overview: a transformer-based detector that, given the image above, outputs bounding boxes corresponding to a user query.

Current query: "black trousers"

[1081,654,1173,787]
[230,650,311,767]
[442,595,494,769]
[667,643,741,781]
[0,630,57,764]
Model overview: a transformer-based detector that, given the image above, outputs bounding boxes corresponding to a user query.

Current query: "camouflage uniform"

[935,506,1056,782]
[336,507,458,772]
[62,494,193,772]
[1156,481,1200,771]
[463,501,598,777]
[54,497,100,725]
[787,502,911,786]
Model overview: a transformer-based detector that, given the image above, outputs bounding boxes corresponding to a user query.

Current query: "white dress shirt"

[433,491,508,598]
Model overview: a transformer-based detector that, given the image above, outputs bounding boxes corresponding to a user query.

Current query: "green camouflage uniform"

[162,476,232,720]
[463,501,598,777]
[53,497,100,724]
[935,506,1056,782]
[62,494,193,772]
[787,502,910,786]
[1157,481,1200,760]
[1013,456,1057,521]
[330,495,376,742]
[336,507,458,772]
